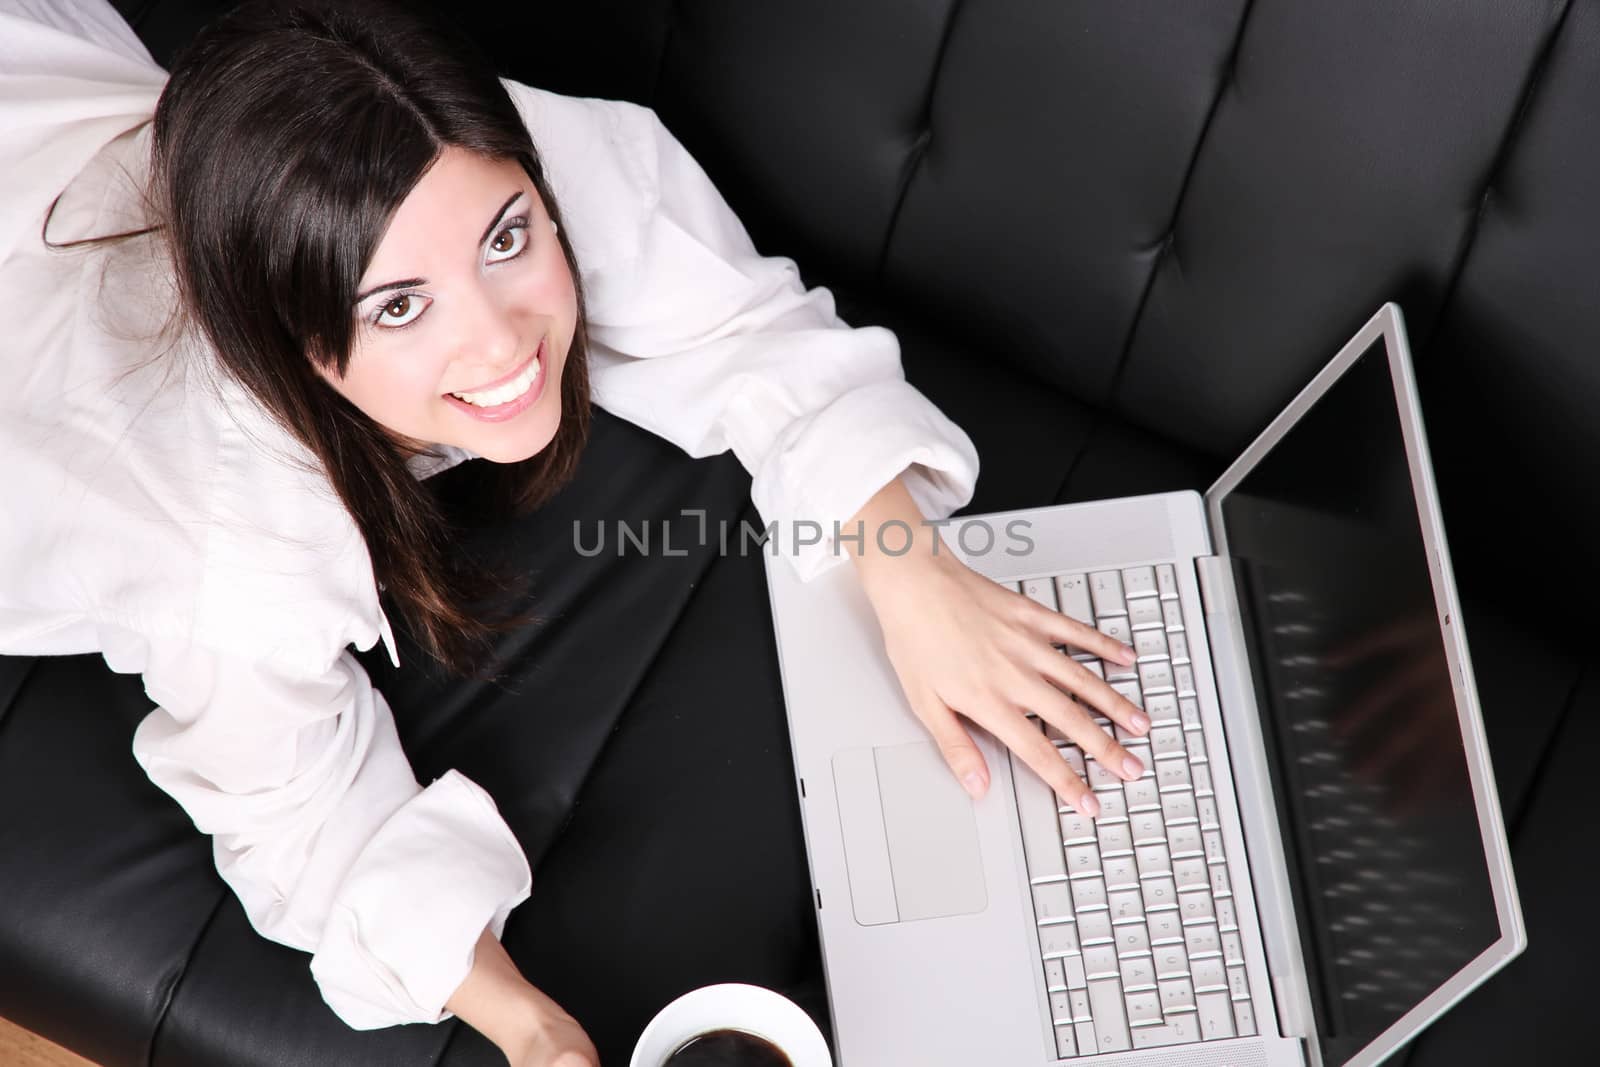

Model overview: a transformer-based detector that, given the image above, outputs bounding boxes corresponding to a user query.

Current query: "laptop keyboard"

[1009,564,1258,1058]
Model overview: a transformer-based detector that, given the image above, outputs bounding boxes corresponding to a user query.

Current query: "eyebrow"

[353,190,527,305]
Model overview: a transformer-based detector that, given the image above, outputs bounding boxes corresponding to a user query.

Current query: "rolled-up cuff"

[308,770,533,1029]
[729,378,981,584]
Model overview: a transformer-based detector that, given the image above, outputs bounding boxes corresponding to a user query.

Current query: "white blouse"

[0,0,980,1031]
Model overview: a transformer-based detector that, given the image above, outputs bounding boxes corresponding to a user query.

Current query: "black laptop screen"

[1217,340,1501,1066]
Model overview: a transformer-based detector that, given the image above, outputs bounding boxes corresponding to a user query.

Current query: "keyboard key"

[1157,760,1192,791]
[1198,991,1236,1040]
[1216,898,1238,932]
[1086,759,1122,792]
[1122,566,1158,598]
[1056,574,1093,625]
[1097,789,1129,821]
[1179,893,1216,924]
[1131,810,1165,844]
[1033,883,1074,922]
[1065,954,1088,989]
[1117,923,1151,957]
[1154,943,1189,980]
[1234,998,1258,1036]
[1079,910,1113,944]
[1139,661,1175,693]
[1090,572,1126,617]
[1061,746,1087,778]
[1084,945,1120,979]
[1070,989,1093,1022]
[1108,890,1144,922]
[1132,1022,1192,1049]
[1161,790,1198,824]
[1072,878,1108,911]
[1050,990,1073,1023]
[1145,693,1180,726]
[1040,922,1080,958]
[1021,577,1058,611]
[1169,825,1204,858]
[1159,977,1197,1013]
[1134,629,1168,658]
[1169,631,1190,662]
[1211,866,1232,898]
[1055,1024,1078,1058]
[1228,966,1251,1001]
[1012,752,1068,880]
[1045,957,1066,990]
[1128,597,1165,629]
[1148,910,1184,944]
[1149,727,1187,760]
[1066,845,1103,877]
[1156,564,1178,598]
[1175,664,1197,696]
[1197,796,1220,830]
[1089,978,1132,1052]
[1192,763,1213,795]
[1109,678,1143,709]
[1120,955,1157,993]
[1180,698,1203,729]
[1162,600,1184,630]
[1103,855,1139,890]
[1203,831,1226,863]
[1098,823,1134,855]
[1059,811,1096,845]
[1135,844,1172,877]
[1185,922,1221,958]
[1222,931,1245,965]
[1126,990,1163,1027]
[1173,858,1210,891]
[1098,615,1131,647]
[1075,1019,1098,1055]
[1105,655,1138,682]
[1192,958,1227,993]
[1125,779,1161,811]
[1141,877,1178,912]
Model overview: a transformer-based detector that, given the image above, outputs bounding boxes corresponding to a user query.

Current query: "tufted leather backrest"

[118,0,1600,614]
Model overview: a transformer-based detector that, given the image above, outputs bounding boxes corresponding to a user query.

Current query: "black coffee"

[661,1027,794,1066]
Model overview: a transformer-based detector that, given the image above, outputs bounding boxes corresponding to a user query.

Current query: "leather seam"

[874,0,968,288]
[1104,0,1257,415]
[1419,0,1576,355]
[143,887,229,1067]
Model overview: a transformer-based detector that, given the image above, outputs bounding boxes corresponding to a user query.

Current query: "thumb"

[907,686,991,800]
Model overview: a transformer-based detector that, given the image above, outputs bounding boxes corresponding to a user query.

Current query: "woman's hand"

[506,987,600,1067]
[446,927,599,1067]
[843,479,1151,817]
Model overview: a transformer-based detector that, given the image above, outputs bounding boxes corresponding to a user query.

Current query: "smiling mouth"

[446,341,544,407]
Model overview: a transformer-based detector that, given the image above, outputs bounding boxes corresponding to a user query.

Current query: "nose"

[453,279,523,384]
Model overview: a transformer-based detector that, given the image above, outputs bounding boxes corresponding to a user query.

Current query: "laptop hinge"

[1196,555,1320,1059]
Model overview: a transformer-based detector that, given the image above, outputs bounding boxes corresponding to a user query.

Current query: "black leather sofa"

[1,1,1590,1064]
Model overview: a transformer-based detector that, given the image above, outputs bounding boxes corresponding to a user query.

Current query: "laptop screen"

[1217,339,1501,1066]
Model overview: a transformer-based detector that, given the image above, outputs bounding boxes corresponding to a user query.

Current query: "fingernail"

[1121,645,1138,664]
[963,771,987,798]
[1122,755,1145,780]
[1130,711,1150,733]
[1078,792,1100,817]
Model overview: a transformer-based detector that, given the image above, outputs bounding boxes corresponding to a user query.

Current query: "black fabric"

[2,0,1588,1064]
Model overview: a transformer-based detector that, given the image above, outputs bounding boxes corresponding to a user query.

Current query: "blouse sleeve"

[508,85,981,582]
[115,628,532,1030]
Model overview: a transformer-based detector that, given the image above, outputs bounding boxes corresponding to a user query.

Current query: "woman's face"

[315,146,577,464]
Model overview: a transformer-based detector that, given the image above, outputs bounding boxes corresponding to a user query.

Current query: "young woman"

[0,1,1152,1063]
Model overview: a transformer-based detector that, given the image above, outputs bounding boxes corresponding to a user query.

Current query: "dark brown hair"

[145,0,592,676]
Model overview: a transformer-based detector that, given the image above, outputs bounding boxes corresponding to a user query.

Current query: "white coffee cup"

[629,983,833,1067]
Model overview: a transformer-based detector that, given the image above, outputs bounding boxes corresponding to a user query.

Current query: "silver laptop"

[763,303,1525,1067]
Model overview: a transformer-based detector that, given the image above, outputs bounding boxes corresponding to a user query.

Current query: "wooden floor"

[0,1016,98,1067]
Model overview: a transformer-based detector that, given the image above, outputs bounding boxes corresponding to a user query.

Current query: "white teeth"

[451,355,541,407]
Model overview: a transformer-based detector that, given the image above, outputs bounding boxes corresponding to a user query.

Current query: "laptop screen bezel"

[1201,303,1526,1067]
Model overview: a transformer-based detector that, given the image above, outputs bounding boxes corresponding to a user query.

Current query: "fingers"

[1015,671,1145,785]
[1018,595,1136,666]
[906,681,992,800]
[1036,648,1151,736]
[986,709,1100,817]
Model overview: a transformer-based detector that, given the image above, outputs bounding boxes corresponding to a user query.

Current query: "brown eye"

[384,295,411,318]
[491,231,514,253]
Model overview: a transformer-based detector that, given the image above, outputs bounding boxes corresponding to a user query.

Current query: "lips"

[448,339,544,397]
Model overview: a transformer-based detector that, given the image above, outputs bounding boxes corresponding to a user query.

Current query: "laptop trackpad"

[831,742,988,926]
